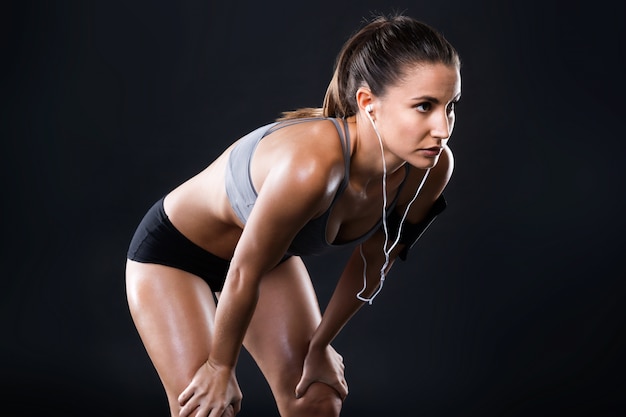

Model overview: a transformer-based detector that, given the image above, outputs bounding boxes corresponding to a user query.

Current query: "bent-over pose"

[126,13,461,417]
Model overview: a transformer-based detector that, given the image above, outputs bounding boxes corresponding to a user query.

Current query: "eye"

[415,102,432,112]
[446,101,457,115]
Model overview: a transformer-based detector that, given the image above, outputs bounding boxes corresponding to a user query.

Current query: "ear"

[356,87,375,114]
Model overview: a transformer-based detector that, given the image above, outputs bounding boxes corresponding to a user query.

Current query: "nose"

[430,110,451,140]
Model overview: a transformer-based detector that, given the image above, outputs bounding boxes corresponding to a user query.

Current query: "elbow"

[222,261,262,298]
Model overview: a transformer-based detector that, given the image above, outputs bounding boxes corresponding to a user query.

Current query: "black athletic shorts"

[127,197,230,291]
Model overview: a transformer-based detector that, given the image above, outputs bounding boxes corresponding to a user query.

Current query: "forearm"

[310,246,393,349]
[208,269,260,368]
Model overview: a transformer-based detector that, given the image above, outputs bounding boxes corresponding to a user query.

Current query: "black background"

[2,1,625,416]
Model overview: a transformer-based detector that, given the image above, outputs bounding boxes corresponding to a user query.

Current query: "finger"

[233,399,242,414]
[208,405,226,417]
[178,387,193,406]
[341,379,349,399]
[331,380,348,401]
[178,401,198,417]
[294,376,312,399]
[221,404,235,417]
[335,354,345,368]
[320,377,348,401]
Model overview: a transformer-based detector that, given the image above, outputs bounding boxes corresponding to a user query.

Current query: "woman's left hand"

[294,344,348,400]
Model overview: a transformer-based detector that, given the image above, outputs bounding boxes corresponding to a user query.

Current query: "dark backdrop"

[2,1,625,416]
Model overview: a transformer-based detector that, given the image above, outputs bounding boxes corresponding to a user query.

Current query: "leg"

[242,257,343,417]
[125,260,234,417]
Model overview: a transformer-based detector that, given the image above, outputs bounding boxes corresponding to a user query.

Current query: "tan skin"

[126,61,461,417]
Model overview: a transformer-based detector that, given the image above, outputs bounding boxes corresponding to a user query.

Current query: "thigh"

[242,257,338,410]
[125,260,219,415]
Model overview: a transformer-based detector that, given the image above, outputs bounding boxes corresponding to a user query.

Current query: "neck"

[346,115,406,192]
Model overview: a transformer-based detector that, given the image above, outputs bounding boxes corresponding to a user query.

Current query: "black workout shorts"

[127,197,230,291]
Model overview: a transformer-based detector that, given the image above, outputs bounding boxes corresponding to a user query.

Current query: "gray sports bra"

[224,117,407,256]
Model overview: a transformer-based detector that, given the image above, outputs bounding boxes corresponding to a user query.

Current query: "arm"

[178,140,344,417]
[293,228,395,400]
[296,146,455,398]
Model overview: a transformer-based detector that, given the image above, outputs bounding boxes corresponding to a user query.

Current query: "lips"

[420,146,442,157]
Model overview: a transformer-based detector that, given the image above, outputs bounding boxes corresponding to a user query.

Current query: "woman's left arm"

[294,228,392,400]
[295,146,455,399]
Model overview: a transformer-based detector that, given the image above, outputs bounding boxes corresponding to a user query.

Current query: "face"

[373,62,461,169]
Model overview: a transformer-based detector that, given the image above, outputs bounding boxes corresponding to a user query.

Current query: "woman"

[126,14,461,417]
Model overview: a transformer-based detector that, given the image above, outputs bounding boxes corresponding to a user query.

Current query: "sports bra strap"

[225,117,351,225]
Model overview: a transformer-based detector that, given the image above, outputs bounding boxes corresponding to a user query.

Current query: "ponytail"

[278,13,459,121]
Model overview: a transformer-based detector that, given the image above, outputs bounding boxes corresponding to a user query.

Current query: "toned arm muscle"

[208,150,342,369]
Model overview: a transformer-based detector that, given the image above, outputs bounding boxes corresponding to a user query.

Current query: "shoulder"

[432,144,454,185]
[252,118,348,213]
[265,118,345,179]
[397,145,454,222]
[262,118,345,153]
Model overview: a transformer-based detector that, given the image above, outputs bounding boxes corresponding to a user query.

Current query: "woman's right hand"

[178,360,242,417]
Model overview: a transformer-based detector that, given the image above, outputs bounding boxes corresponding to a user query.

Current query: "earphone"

[357,103,431,304]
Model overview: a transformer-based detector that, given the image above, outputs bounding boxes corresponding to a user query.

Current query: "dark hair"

[279,14,460,120]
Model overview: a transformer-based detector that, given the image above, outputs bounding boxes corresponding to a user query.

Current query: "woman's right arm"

[177,145,342,417]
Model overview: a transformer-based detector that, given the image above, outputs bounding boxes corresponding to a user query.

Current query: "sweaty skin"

[126,61,461,417]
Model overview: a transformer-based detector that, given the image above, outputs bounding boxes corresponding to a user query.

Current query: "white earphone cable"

[356,109,431,304]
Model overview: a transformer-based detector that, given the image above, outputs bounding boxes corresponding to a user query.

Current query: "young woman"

[126,14,461,417]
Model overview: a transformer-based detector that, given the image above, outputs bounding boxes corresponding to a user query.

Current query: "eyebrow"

[411,95,440,104]
[411,93,462,103]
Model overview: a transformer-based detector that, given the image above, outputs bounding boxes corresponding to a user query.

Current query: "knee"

[286,382,342,417]
[167,398,235,417]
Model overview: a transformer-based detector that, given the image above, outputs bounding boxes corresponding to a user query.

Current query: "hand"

[178,360,242,417]
[295,344,348,400]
